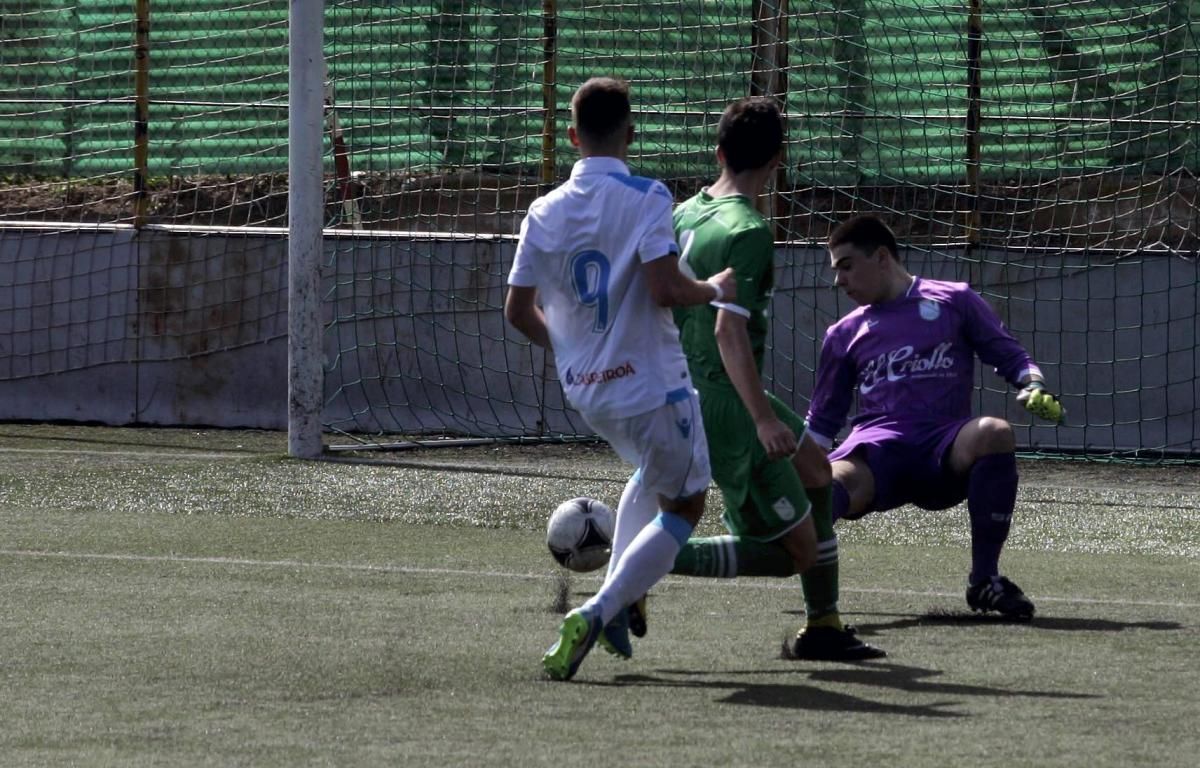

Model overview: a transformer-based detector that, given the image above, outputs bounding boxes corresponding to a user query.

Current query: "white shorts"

[586,391,712,501]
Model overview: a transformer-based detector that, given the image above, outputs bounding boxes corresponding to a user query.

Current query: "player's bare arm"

[643,256,736,307]
[714,308,796,460]
[503,285,551,348]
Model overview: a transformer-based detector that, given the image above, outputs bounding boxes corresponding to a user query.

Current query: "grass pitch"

[1,425,1197,767]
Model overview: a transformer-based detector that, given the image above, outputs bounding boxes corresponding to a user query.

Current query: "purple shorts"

[829,418,973,514]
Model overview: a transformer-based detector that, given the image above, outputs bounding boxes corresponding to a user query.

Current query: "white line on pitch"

[1,548,1196,610]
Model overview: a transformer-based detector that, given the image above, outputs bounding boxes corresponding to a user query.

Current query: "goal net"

[0,1,1197,460]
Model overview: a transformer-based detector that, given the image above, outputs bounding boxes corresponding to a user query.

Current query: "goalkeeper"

[808,215,1065,620]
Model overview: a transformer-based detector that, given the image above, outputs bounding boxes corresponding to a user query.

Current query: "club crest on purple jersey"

[919,299,941,321]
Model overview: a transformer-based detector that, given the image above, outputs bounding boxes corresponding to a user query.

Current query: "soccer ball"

[546,497,615,573]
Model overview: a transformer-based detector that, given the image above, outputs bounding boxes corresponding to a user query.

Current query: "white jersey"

[508,156,693,420]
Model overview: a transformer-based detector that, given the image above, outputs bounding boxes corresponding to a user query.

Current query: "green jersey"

[672,191,774,389]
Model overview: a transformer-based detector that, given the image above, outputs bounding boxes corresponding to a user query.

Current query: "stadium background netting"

[1,1,1197,460]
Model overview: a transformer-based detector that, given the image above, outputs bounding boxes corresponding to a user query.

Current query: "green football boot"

[542,608,602,681]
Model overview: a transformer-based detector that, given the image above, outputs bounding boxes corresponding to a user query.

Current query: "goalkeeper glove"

[1017,381,1064,424]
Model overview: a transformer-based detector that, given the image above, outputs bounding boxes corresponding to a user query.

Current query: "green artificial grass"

[0,425,1196,767]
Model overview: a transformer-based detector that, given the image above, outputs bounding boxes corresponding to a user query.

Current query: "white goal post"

[287,0,325,459]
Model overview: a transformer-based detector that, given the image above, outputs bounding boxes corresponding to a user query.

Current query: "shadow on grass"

[625,660,1099,713]
[0,426,265,454]
[584,672,964,717]
[801,661,1100,701]
[845,611,1184,634]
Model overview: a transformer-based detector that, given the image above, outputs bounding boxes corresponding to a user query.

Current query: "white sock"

[584,510,692,626]
[605,472,659,581]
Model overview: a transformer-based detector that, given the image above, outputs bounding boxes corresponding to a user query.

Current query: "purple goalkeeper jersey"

[806,277,1041,448]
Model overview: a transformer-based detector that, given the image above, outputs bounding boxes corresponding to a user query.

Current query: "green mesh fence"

[0,1,1197,459]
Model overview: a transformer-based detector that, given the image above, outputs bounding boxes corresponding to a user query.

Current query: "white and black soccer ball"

[546,497,615,573]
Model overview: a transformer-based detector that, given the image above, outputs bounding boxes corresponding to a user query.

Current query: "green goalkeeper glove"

[1017,381,1064,424]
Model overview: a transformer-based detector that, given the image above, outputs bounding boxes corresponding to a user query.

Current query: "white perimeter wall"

[0,227,1196,455]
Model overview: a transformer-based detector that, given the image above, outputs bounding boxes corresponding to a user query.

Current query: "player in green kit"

[669,97,885,660]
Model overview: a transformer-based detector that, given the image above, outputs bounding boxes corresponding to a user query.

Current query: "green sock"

[672,535,798,578]
[800,485,843,627]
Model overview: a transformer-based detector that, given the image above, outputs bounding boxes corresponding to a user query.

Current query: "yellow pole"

[541,0,557,193]
[134,0,150,227]
[965,0,982,251]
[750,0,787,238]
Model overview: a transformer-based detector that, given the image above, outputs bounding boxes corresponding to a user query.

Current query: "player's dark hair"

[717,97,784,173]
[828,215,900,261]
[571,77,631,144]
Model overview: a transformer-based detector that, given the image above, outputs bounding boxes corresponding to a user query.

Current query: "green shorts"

[697,383,812,541]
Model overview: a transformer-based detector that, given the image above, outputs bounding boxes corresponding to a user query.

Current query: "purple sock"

[967,452,1018,584]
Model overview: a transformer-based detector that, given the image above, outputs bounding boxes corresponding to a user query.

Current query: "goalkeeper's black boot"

[967,575,1036,621]
[790,625,886,661]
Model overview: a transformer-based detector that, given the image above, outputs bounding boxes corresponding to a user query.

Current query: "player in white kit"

[505,77,736,681]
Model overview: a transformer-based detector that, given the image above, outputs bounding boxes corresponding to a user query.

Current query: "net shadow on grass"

[0,426,266,454]
[320,454,628,484]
